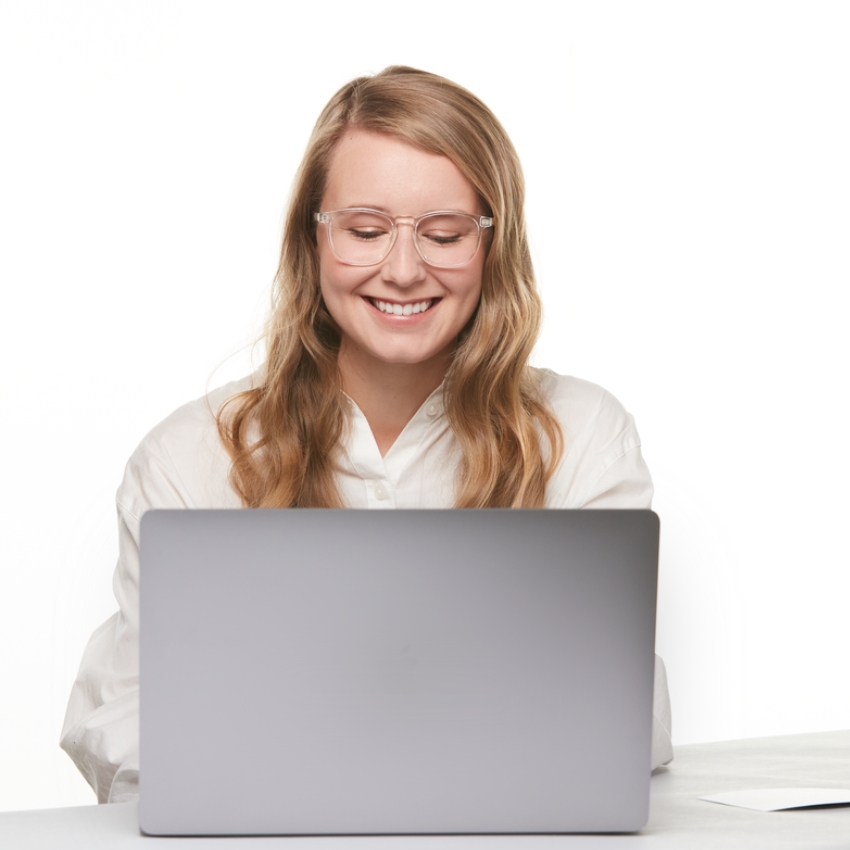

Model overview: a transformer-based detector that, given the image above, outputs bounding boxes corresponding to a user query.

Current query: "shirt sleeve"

[59,504,143,803]
[652,655,674,770]
[59,380,244,803]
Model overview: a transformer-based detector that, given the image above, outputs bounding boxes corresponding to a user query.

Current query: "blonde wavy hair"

[217,66,563,508]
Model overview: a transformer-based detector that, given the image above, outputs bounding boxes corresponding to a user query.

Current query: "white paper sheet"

[699,787,850,812]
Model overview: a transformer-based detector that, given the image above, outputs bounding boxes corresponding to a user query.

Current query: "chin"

[374,352,440,366]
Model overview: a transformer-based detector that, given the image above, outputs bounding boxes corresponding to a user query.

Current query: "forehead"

[322,129,480,216]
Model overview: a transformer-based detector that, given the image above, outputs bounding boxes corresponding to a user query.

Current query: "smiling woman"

[59,66,673,804]
[215,67,563,509]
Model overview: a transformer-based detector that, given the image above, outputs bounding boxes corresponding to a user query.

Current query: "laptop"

[139,509,659,835]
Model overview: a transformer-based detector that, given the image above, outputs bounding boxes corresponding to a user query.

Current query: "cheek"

[317,231,345,289]
[458,266,484,324]
[465,280,483,309]
[460,263,485,304]
[318,256,370,313]
[318,239,347,296]
[317,264,347,323]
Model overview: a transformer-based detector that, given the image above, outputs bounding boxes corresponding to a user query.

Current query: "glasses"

[314,208,494,267]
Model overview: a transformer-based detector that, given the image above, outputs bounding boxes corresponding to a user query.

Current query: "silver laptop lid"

[140,509,659,836]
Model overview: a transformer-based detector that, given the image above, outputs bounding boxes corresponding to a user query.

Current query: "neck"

[338,343,450,456]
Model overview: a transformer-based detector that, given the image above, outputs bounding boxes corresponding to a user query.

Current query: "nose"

[380,220,426,288]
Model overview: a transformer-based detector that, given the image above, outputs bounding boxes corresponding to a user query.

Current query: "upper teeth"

[375,299,433,316]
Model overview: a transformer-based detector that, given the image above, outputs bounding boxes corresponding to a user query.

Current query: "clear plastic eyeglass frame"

[314,208,494,268]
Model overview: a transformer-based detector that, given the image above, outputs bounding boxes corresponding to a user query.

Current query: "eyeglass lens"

[328,211,481,266]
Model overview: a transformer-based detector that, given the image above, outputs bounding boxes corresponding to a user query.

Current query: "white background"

[1,0,848,812]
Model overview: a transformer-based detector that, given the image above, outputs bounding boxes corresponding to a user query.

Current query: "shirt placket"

[344,401,397,508]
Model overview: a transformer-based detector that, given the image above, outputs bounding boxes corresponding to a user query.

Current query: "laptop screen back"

[139,509,659,835]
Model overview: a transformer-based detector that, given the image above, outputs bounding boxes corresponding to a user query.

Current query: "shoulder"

[530,368,653,508]
[117,373,258,519]
[142,372,258,448]
[533,368,637,445]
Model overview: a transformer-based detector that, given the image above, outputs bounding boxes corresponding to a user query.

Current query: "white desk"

[2,731,848,848]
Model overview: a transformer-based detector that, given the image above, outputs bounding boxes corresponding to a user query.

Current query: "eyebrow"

[341,204,390,213]
[333,205,481,216]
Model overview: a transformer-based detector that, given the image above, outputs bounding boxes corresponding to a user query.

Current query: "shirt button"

[426,403,439,417]
[374,483,388,501]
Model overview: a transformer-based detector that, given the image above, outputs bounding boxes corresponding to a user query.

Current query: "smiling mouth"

[366,297,437,316]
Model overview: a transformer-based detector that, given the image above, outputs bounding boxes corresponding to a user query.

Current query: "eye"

[346,226,387,242]
[333,211,393,243]
[418,215,476,247]
[422,230,463,245]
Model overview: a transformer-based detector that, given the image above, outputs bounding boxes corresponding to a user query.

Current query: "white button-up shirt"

[60,369,673,803]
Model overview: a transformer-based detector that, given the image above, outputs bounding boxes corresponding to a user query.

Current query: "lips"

[366,297,437,316]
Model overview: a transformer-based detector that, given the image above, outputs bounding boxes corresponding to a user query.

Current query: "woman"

[60,66,673,804]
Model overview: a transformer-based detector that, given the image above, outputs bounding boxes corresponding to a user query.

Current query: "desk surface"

[2,731,849,848]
